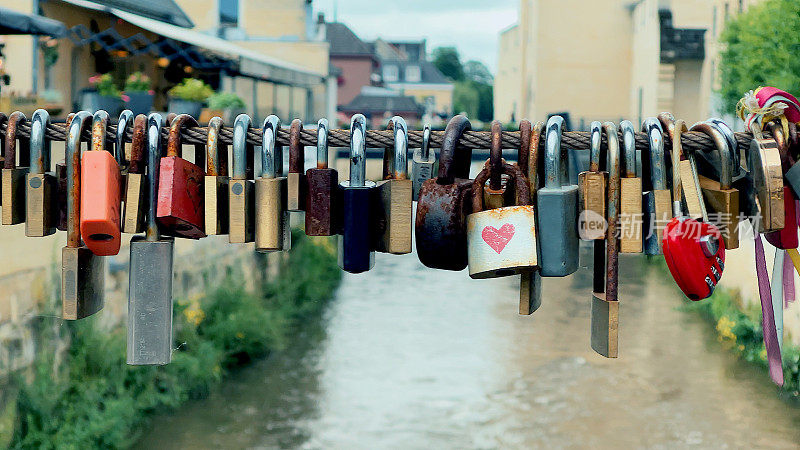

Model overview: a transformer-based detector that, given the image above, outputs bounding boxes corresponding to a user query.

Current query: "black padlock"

[338,114,375,273]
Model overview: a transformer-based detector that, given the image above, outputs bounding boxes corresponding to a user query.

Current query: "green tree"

[432,47,464,81]
[718,0,800,113]
[464,60,494,85]
[453,81,480,118]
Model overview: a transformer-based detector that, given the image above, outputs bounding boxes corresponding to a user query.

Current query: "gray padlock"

[537,115,579,277]
[642,118,670,255]
[128,113,175,366]
[411,123,434,201]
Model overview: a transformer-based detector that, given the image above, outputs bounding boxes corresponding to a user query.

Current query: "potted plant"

[123,72,154,116]
[81,73,122,114]
[167,78,213,118]
[203,92,246,122]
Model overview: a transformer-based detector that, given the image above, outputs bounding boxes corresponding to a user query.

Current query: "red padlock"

[80,110,122,255]
[156,114,206,239]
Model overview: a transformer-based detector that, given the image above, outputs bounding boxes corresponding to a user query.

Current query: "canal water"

[136,245,800,449]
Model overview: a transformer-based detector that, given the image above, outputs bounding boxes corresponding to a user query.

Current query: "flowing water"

[135,247,800,449]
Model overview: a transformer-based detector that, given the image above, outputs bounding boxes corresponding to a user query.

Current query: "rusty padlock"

[642,118,671,255]
[156,114,205,239]
[80,110,123,256]
[122,114,148,234]
[483,121,507,210]
[415,115,474,271]
[578,121,607,241]
[25,109,57,237]
[519,120,545,315]
[256,115,290,252]
[62,111,104,320]
[229,114,256,244]
[305,118,339,236]
[205,116,230,236]
[374,116,413,254]
[2,111,29,225]
[619,119,643,253]
[287,118,306,212]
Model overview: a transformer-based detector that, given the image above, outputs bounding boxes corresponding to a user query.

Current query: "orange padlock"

[80,110,122,255]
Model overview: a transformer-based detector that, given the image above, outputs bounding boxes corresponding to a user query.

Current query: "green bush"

[167,78,214,103]
[207,92,246,110]
[11,233,341,449]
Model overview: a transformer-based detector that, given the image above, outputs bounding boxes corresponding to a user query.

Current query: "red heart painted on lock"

[482,223,515,254]
[662,217,726,301]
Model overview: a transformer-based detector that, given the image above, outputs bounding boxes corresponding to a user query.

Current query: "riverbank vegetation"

[9,232,341,449]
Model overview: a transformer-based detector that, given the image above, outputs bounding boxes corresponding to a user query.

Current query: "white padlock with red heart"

[466,163,539,279]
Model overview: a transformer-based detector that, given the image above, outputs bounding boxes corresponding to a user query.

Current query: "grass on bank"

[9,231,342,449]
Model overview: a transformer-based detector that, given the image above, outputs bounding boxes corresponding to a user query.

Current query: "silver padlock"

[537,115,579,277]
[642,118,671,255]
[411,123,434,201]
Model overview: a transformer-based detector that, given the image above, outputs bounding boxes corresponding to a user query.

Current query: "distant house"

[338,88,423,128]
[324,18,379,107]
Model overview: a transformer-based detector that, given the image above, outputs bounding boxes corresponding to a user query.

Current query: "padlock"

[122,114,148,234]
[467,162,536,279]
[591,121,621,358]
[519,120,545,315]
[156,114,205,239]
[642,118,671,255]
[411,123,434,201]
[659,113,706,221]
[255,115,290,252]
[619,120,643,253]
[691,121,740,250]
[80,110,122,256]
[61,111,105,320]
[516,119,532,179]
[662,119,726,301]
[305,118,339,236]
[116,110,133,195]
[287,118,306,212]
[338,114,375,273]
[374,116,413,254]
[205,116,230,236]
[764,121,798,249]
[708,117,742,178]
[25,109,57,237]
[55,114,75,232]
[230,114,257,244]
[578,121,607,241]
[483,121,507,210]
[2,111,29,225]
[128,113,175,365]
[415,114,474,271]
[537,115,579,277]
[0,113,6,202]
[749,135,785,232]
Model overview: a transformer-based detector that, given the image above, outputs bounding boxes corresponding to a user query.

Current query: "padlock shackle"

[690,121,732,190]
[707,117,740,175]
[544,115,567,189]
[472,161,531,212]
[167,114,204,166]
[261,115,283,179]
[437,114,472,185]
[527,121,545,192]
[384,116,408,180]
[128,114,147,175]
[642,118,667,191]
[489,120,503,191]
[29,109,50,175]
[90,110,110,155]
[589,121,602,173]
[349,114,367,187]
[145,113,165,242]
[767,120,793,173]
[65,111,92,248]
[517,119,532,176]
[671,119,689,218]
[232,114,253,180]
[620,120,636,178]
[206,116,229,177]
[288,119,305,175]
[421,123,431,160]
[116,110,133,168]
[0,113,7,162]
[602,121,620,302]
[316,118,329,169]
[5,111,29,170]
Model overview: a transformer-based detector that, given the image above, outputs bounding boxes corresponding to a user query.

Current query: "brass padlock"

[749,134,785,232]
[256,115,290,252]
[205,116,230,236]
[519,121,544,315]
[691,121,740,249]
[62,111,104,320]
[122,114,147,234]
[659,113,705,221]
[483,121,507,210]
[26,109,57,237]
[642,118,671,255]
[229,114,255,243]
[287,118,306,212]
[619,120,643,253]
[2,111,29,225]
[374,116,412,254]
[578,121,607,241]
[591,121,621,358]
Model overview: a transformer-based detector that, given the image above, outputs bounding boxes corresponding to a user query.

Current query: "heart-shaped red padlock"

[662,217,726,300]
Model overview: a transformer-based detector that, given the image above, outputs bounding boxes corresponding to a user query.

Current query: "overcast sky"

[312,0,519,74]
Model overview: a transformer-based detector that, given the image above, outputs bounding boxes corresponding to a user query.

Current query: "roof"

[0,7,65,36]
[326,22,374,57]
[60,0,193,28]
[384,60,450,85]
[340,93,422,114]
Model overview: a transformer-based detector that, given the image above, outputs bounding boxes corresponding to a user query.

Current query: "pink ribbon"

[754,232,784,386]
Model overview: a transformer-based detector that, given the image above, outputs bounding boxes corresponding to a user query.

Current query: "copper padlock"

[2,111,29,225]
[305,118,339,236]
[122,114,148,234]
[287,118,306,212]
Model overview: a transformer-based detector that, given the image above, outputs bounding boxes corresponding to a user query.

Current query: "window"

[405,65,421,83]
[383,65,399,82]
[219,0,239,28]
